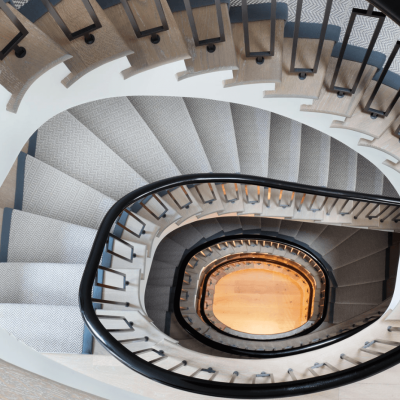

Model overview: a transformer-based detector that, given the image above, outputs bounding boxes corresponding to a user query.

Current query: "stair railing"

[329,4,385,98]
[183,0,225,53]
[290,0,333,79]
[120,0,169,44]
[0,0,28,59]
[80,173,400,398]
[40,0,102,44]
[241,0,276,65]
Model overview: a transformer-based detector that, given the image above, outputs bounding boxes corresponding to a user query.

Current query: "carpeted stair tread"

[0,304,84,353]
[323,229,389,269]
[309,225,358,256]
[128,96,212,174]
[327,138,357,191]
[297,125,331,187]
[295,222,327,245]
[22,155,115,230]
[268,114,302,182]
[279,220,303,238]
[191,219,224,239]
[217,216,242,234]
[355,154,384,195]
[153,237,186,266]
[146,268,177,287]
[34,111,147,200]
[261,218,282,233]
[334,282,384,304]
[333,250,387,287]
[333,303,377,324]
[240,216,261,231]
[382,176,399,198]
[4,210,96,264]
[145,286,173,312]
[0,263,84,306]
[68,98,180,183]
[168,224,204,250]
[145,308,169,333]
[184,97,240,173]
[231,103,270,177]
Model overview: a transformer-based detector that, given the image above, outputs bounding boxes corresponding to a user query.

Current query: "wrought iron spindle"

[329,5,385,97]
[242,0,276,64]
[121,0,169,44]
[0,0,28,59]
[364,41,400,118]
[40,0,101,44]
[290,0,333,79]
[183,0,225,53]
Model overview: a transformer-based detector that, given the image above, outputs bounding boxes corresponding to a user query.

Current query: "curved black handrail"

[79,173,400,398]
[367,0,400,26]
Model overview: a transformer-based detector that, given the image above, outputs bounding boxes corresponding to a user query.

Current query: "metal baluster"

[392,209,400,222]
[290,0,333,79]
[119,337,149,343]
[183,0,225,53]
[388,326,400,332]
[326,197,339,215]
[116,209,146,238]
[40,0,101,44]
[297,193,306,212]
[167,186,192,209]
[266,187,271,208]
[365,203,381,220]
[230,371,239,383]
[288,368,297,381]
[95,267,129,291]
[168,360,187,372]
[0,0,28,59]
[245,185,261,204]
[242,0,276,64]
[361,341,383,356]
[252,372,274,384]
[380,206,399,222]
[354,202,370,219]
[330,5,385,97]
[120,0,169,44]
[340,200,361,216]
[91,298,130,307]
[140,194,168,220]
[222,183,239,203]
[106,233,136,261]
[97,315,134,333]
[340,354,361,365]
[209,371,219,381]
[195,183,217,204]
[364,41,400,118]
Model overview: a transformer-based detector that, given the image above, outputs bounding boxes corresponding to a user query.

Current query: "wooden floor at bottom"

[213,269,309,335]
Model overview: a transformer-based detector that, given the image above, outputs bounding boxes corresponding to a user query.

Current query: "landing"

[213,269,310,335]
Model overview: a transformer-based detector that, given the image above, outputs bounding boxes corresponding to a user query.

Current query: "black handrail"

[366,0,400,26]
[80,173,400,398]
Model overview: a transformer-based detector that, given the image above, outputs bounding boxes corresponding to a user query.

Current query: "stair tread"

[184,97,240,173]
[0,303,84,353]
[231,103,270,177]
[298,125,331,187]
[22,154,115,230]
[128,96,211,174]
[2,209,96,264]
[35,111,147,201]
[68,97,181,183]
[268,113,302,182]
[0,262,84,306]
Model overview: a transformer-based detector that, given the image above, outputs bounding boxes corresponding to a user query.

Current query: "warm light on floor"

[212,269,310,335]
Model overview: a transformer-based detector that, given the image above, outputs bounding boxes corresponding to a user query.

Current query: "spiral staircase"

[1,0,400,399]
